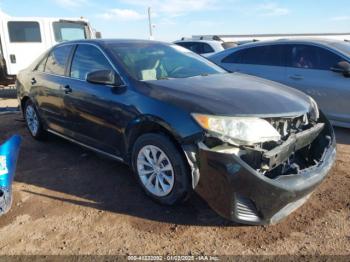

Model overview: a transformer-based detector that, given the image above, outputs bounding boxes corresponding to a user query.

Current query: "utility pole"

[148,7,154,40]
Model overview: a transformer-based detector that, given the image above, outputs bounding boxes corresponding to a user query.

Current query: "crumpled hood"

[142,73,312,117]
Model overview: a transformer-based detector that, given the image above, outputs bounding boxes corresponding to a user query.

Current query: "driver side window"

[288,44,343,70]
[70,44,113,80]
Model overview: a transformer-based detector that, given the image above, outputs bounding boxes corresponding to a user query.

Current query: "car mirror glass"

[87,70,124,86]
[331,61,350,77]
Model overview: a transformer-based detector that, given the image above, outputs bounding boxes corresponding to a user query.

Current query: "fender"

[124,115,203,189]
[124,115,183,151]
[0,135,22,215]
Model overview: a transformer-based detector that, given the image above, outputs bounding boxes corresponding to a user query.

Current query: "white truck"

[0,11,99,86]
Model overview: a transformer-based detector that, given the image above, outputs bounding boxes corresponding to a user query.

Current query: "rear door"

[1,19,50,75]
[285,44,350,123]
[32,44,75,132]
[219,45,287,84]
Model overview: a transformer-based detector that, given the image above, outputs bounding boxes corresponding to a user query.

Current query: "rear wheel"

[24,100,46,140]
[132,133,191,205]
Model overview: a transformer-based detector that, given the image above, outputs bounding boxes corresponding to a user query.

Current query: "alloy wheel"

[136,145,175,197]
[25,105,39,136]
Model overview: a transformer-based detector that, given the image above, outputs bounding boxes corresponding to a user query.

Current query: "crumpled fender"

[0,135,21,215]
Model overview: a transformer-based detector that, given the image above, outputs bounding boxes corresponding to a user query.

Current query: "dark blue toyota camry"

[16,39,336,225]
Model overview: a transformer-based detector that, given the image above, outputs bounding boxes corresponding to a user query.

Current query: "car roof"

[56,39,171,47]
[174,39,222,44]
[233,38,346,48]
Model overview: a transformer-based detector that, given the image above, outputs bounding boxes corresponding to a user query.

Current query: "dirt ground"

[0,111,349,256]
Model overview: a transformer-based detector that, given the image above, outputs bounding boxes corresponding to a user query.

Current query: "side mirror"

[87,70,124,86]
[331,61,350,77]
[95,31,102,39]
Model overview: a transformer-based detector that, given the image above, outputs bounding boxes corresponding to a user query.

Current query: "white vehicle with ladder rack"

[0,11,99,87]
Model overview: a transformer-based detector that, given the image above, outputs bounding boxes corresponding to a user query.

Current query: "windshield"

[107,43,226,81]
[331,41,350,56]
[53,21,88,42]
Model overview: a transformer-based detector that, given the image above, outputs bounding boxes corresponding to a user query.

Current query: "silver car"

[209,39,350,128]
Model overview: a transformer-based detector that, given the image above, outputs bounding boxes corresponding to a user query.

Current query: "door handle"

[10,54,16,64]
[289,75,304,80]
[31,78,37,85]
[64,85,72,94]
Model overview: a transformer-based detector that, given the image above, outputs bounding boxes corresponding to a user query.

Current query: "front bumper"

[194,115,336,225]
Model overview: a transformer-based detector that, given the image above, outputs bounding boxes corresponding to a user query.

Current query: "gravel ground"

[0,113,349,256]
[0,98,18,113]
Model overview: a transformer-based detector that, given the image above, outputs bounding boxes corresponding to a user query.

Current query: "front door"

[63,44,127,156]
[285,44,350,123]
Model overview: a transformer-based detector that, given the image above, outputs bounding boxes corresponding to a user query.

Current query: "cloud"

[98,8,146,21]
[256,2,290,17]
[122,0,220,17]
[53,0,87,8]
[330,16,350,21]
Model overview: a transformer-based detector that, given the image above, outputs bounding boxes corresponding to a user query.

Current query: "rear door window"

[70,44,112,80]
[201,43,215,54]
[45,45,73,76]
[8,21,42,43]
[287,44,344,70]
[222,49,243,63]
[222,45,283,66]
[176,42,202,54]
[35,56,48,72]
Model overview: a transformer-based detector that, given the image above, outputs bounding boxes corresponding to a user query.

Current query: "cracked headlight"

[192,113,281,146]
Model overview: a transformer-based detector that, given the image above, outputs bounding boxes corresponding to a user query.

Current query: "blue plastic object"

[0,135,22,215]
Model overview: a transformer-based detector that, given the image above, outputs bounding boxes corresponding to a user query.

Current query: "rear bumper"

[194,116,336,225]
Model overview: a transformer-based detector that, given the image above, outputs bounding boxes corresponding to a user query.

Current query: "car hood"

[141,73,312,117]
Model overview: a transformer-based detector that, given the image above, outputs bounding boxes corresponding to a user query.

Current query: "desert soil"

[0,111,349,256]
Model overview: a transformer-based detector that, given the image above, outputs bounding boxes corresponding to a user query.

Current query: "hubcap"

[25,105,39,136]
[137,145,175,197]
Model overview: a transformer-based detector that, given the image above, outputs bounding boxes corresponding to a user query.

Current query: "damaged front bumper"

[190,113,336,225]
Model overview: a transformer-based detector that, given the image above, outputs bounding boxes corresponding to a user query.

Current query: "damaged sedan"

[17,39,336,225]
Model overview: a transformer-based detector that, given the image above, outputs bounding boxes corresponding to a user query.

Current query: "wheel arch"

[125,115,203,190]
[20,96,31,114]
[125,115,184,159]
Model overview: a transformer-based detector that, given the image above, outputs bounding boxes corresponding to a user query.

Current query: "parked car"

[17,39,336,225]
[0,11,99,86]
[174,39,236,57]
[209,39,350,128]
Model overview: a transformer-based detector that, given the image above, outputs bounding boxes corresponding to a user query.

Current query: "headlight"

[192,113,281,146]
[309,96,319,121]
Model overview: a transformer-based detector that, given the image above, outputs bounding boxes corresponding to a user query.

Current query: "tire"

[132,133,191,205]
[24,100,46,140]
[0,87,17,99]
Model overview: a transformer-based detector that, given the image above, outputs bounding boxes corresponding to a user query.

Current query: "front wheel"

[132,133,191,205]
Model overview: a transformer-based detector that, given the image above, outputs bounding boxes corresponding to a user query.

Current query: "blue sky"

[1,0,350,41]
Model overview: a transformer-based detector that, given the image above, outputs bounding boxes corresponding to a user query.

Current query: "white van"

[0,11,98,86]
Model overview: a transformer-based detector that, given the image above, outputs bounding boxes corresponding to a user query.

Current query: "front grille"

[234,194,261,223]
